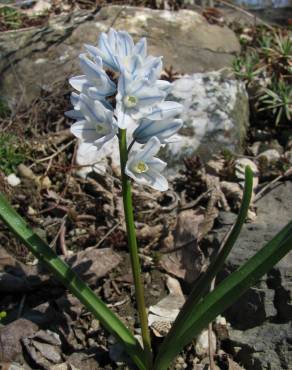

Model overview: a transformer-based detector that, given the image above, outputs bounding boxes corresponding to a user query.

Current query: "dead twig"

[33,139,75,164]
[59,219,68,256]
[91,222,121,249]
[179,188,214,211]
[254,167,292,203]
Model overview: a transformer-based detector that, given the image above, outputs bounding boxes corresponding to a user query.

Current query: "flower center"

[133,161,149,174]
[124,95,138,108]
[95,124,108,135]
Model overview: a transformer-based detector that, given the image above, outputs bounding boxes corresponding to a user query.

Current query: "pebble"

[195,329,216,357]
[6,173,21,187]
[257,149,281,163]
[17,164,35,179]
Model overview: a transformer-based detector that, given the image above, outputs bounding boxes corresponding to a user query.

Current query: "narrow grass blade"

[158,166,253,355]
[0,192,146,370]
[154,220,292,370]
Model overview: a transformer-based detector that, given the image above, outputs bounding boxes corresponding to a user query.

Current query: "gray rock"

[163,71,249,167]
[227,322,292,370]
[0,6,240,107]
[212,181,292,368]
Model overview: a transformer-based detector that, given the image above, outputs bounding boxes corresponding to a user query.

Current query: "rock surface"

[165,71,249,166]
[212,181,292,369]
[0,5,240,106]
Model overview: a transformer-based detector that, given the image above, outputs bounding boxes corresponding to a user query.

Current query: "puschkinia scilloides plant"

[0,29,291,370]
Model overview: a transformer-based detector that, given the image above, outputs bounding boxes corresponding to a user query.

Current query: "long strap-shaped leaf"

[0,192,146,370]
[154,220,292,370]
[157,166,253,358]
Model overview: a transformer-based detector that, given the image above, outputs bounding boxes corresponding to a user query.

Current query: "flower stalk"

[118,128,153,369]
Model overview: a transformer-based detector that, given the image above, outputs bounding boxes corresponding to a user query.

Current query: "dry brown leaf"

[160,210,204,283]
[67,248,122,286]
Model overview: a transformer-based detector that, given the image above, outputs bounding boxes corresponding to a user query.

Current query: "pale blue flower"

[116,72,166,128]
[85,28,146,72]
[70,93,117,149]
[69,54,116,100]
[125,137,168,191]
[85,29,163,81]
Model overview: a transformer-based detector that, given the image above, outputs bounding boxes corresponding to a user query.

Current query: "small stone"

[285,150,292,165]
[50,364,68,370]
[257,149,281,163]
[6,174,21,187]
[195,329,216,357]
[215,315,227,326]
[28,206,36,215]
[36,176,51,189]
[249,141,261,156]
[17,164,35,180]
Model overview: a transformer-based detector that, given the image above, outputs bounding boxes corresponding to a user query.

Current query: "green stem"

[118,129,153,369]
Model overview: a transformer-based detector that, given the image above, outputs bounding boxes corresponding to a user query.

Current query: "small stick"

[34,140,75,164]
[59,220,68,256]
[17,294,26,319]
[254,167,292,203]
[215,0,273,29]
[179,188,214,211]
[92,222,121,249]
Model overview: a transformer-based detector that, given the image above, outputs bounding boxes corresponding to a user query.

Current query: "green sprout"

[0,6,22,30]
[273,33,292,59]
[258,80,292,125]
[0,133,27,175]
[233,53,263,83]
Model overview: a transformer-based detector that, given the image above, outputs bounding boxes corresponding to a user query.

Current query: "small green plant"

[232,53,263,83]
[233,26,291,127]
[0,133,26,175]
[273,32,292,59]
[258,80,292,125]
[0,6,22,29]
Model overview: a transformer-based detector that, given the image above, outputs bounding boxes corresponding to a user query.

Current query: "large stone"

[0,5,240,106]
[164,71,249,167]
[212,181,292,369]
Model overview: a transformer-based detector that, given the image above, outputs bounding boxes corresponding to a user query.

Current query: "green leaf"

[156,166,253,361]
[0,192,146,370]
[154,220,292,370]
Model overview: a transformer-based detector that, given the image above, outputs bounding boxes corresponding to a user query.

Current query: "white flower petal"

[116,31,134,58]
[69,76,90,92]
[138,136,161,161]
[146,101,183,120]
[71,120,98,142]
[134,118,182,144]
[144,169,168,191]
[98,32,119,70]
[65,109,83,120]
[133,38,147,58]
[146,157,167,172]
